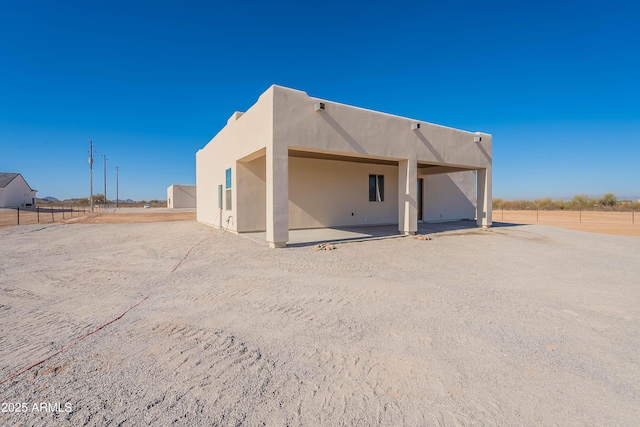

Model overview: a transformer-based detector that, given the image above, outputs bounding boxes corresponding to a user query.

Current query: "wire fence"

[496,209,637,225]
[0,205,105,228]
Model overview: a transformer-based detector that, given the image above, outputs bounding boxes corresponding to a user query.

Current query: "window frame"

[225,168,232,210]
[369,174,384,202]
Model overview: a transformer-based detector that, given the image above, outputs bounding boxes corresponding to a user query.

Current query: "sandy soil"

[65,211,196,224]
[498,210,640,236]
[0,221,638,426]
[0,208,195,228]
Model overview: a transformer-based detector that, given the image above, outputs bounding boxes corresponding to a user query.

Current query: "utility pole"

[102,154,108,205]
[116,166,119,208]
[88,140,96,212]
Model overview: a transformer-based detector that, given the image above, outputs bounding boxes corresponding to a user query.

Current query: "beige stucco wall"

[235,156,399,232]
[167,185,196,208]
[236,155,266,232]
[422,171,476,222]
[272,87,491,170]
[197,85,492,245]
[196,88,274,231]
[288,157,398,229]
[233,155,474,231]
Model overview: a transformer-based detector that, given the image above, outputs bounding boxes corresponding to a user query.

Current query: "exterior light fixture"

[314,102,325,111]
[411,123,420,130]
[474,135,482,142]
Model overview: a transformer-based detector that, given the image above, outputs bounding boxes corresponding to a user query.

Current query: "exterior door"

[417,178,424,221]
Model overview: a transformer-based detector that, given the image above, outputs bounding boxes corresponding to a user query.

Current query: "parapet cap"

[227,111,244,124]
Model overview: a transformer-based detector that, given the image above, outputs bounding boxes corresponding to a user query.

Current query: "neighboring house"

[167,184,196,208]
[0,173,37,208]
[197,85,492,248]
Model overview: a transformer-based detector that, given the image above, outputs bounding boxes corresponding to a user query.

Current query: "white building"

[0,173,37,208]
[197,86,492,248]
[167,185,197,208]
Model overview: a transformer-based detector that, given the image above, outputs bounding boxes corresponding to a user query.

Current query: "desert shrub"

[599,193,618,207]
[534,197,555,210]
[496,193,634,211]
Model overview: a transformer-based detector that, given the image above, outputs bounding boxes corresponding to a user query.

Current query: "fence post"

[37,207,40,223]
[17,207,19,225]
[536,209,539,222]
[62,206,65,220]
[51,207,54,222]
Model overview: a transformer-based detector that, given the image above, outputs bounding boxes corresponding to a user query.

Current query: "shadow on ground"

[242,220,523,248]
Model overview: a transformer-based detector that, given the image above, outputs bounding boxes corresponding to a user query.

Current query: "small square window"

[369,174,384,202]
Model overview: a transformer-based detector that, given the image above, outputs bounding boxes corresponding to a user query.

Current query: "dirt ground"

[0,208,196,228]
[61,209,640,237]
[3,207,638,237]
[65,211,196,224]
[497,209,640,236]
[0,220,638,426]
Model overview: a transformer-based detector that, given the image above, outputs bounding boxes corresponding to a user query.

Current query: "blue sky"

[1,0,638,201]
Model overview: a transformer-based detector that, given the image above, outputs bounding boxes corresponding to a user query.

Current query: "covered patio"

[240,220,483,247]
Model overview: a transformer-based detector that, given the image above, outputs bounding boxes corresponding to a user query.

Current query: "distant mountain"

[39,196,60,202]
[115,199,135,203]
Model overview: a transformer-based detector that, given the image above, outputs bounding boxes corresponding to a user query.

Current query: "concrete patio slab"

[240,220,482,247]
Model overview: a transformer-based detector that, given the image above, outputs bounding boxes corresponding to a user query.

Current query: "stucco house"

[197,85,491,248]
[167,184,196,208]
[0,173,37,208]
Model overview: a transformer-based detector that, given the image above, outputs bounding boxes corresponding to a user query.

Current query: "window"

[225,168,232,210]
[369,174,384,202]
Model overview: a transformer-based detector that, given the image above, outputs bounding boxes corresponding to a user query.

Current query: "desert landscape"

[0,213,638,426]
[497,209,640,237]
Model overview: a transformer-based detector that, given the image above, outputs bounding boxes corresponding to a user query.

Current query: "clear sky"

[1,0,638,201]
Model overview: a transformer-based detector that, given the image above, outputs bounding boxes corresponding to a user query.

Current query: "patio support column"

[266,143,289,248]
[476,167,492,228]
[398,155,417,235]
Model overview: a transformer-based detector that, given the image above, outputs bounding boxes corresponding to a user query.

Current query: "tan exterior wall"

[272,87,491,170]
[196,85,492,246]
[288,157,398,229]
[235,156,399,232]
[236,156,266,232]
[196,89,274,231]
[233,155,474,231]
[422,171,476,222]
[167,185,196,208]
